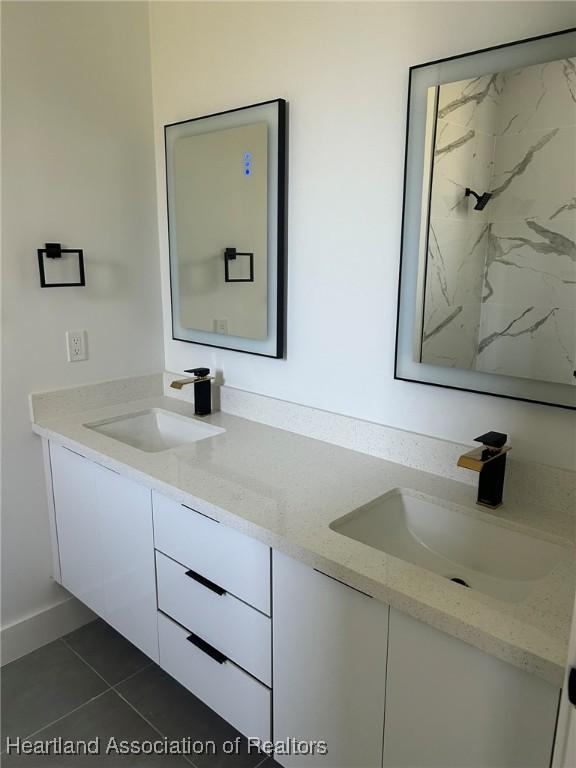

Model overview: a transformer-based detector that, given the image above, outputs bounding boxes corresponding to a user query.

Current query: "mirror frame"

[394,29,576,410]
[165,99,287,359]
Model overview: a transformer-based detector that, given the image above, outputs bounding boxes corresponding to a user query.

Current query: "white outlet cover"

[66,330,88,362]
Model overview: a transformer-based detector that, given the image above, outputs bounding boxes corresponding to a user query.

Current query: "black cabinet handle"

[569,667,576,706]
[185,569,226,596]
[313,568,373,598]
[186,632,227,664]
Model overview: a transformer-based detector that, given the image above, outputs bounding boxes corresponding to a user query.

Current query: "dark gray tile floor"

[1,620,277,768]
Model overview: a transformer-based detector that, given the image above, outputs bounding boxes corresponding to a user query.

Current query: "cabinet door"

[383,608,559,768]
[95,463,158,661]
[273,551,389,768]
[50,443,158,662]
[50,444,106,616]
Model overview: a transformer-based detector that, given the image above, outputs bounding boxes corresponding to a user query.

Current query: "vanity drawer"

[156,551,271,686]
[158,612,271,742]
[152,492,270,615]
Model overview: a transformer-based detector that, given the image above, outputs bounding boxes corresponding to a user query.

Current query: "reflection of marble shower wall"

[421,75,498,369]
[476,59,576,386]
[422,60,576,385]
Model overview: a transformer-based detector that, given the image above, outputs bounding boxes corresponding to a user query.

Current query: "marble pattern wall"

[421,58,576,386]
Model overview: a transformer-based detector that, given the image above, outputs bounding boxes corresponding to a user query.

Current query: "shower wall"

[475,58,576,385]
[421,58,576,386]
[421,74,494,370]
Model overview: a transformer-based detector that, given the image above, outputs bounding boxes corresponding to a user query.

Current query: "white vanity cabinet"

[273,552,560,768]
[152,492,272,742]
[273,551,389,768]
[45,444,561,768]
[382,608,560,768]
[49,443,158,661]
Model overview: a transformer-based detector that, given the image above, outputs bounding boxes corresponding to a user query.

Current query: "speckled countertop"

[31,394,575,687]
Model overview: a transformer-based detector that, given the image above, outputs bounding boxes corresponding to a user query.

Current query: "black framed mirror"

[395,30,576,409]
[165,99,286,358]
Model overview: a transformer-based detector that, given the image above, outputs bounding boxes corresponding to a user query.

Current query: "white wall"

[150,1,576,471]
[1,2,162,646]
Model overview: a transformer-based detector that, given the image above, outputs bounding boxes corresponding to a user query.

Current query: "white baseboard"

[1,597,96,666]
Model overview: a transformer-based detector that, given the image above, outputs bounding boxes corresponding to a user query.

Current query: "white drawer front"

[156,551,271,686]
[158,612,270,742]
[153,492,270,615]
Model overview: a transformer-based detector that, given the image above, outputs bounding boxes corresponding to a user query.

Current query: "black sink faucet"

[457,431,511,509]
[169,367,213,416]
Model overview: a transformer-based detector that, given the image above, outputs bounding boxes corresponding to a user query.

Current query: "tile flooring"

[1,619,277,767]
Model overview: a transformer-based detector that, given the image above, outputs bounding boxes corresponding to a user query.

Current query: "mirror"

[396,30,576,409]
[165,100,286,358]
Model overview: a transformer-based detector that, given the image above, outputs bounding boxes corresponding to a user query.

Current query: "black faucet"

[169,367,212,416]
[457,431,511,509]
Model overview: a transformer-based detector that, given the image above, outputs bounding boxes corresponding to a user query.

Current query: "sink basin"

[85,408,225,452]
[330,489,564,602]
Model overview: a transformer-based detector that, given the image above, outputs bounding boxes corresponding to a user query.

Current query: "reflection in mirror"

[418,58,576,386]
[174,122,268,340]
[165,99,286,358]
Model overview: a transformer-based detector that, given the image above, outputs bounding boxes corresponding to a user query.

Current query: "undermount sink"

[85,408,225,452]
[330,489,564,602]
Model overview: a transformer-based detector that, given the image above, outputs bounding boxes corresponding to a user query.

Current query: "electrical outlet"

[66,330,88,362]
[216,319,229,334]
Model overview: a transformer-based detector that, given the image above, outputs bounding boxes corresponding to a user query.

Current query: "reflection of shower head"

[465,187,492,211]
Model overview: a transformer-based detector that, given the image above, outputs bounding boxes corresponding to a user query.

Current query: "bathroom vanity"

[32,381,574,768]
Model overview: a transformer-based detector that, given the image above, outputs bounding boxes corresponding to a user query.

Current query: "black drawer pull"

[186,632,227,664]
[185,569,226,596]
[569,667,576,706]
[313,568,373,598]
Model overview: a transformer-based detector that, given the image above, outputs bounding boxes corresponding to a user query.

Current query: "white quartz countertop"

[32,394,575,686]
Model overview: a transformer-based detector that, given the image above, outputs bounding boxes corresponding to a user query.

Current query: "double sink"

[85,408,564,605]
